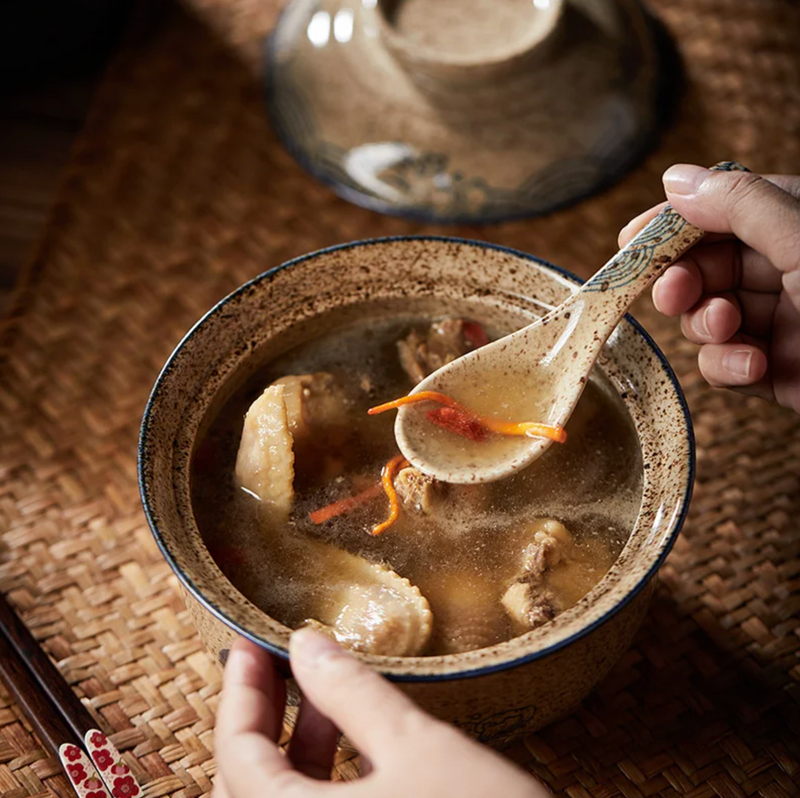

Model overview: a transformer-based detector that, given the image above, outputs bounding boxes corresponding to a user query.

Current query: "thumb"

[289,628,439,763]
[662,165,800,307]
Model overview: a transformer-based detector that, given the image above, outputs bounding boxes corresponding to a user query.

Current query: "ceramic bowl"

[265,0,665,223]
[138,237,694,742]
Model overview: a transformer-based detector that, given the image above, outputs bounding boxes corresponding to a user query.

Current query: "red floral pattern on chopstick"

[59,744,111,798]
[67,762,88,784]
[111,775,140,797]
[62,744,83,762]
[85,728,142,798]
[92,748,114,771]
[89,731,108,748]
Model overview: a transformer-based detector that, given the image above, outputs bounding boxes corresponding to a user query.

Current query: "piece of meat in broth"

[395,466,445,514]
[501,581,560,632]
[394,468,491,520]
[235,384,295,519]
[270,372,352,480]
[397,318,487,384]
[271,372,349,448]
[501,520,573,632]
[521,519,572,578]
[425,573,508,654]
[303,551,432,656]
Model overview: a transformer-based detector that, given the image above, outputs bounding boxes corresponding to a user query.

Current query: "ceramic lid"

[265,0,664,223]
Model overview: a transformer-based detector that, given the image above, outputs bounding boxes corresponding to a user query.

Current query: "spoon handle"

[581,161,750,317]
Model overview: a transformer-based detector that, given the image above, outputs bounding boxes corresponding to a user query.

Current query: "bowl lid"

[265,0,663,223]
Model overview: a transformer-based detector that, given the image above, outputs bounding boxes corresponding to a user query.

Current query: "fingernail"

[663,164,710,196]
[224,643,260,684]
[724,349,752,378]
[652,279,664,313]
[290,627,346,666]
[694,304,712,340]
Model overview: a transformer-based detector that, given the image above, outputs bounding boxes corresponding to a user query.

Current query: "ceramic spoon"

[395,161,749,484]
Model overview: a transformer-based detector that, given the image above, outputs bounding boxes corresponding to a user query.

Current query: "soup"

[191,314,643,657]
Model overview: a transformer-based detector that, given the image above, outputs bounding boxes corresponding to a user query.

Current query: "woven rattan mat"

[2,0,800,796]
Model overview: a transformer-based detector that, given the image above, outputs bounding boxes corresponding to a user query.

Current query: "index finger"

[762,174,800,200]
[617,202,667,248]
[617,202,732,249]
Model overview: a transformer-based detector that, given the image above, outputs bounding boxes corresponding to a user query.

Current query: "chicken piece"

[425,573,508,654]
[504,520,617,635]
[271,372,350,449]
[501,519,574,633]
[397,330,428,384]
[235,384,295,519]
[397,318,487,384]
[395,466,445,514]
[304,555,432,656]
[520,520,573,579]
[394,468,489,518]
[319,583,427,656]
[501,581,560,632]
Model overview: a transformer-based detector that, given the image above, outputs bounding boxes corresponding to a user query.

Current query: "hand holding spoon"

[393,161,749,484]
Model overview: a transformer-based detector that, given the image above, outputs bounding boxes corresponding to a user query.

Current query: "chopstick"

[0,592,143,797]
[0,630,78,759]
[0,590,96,741]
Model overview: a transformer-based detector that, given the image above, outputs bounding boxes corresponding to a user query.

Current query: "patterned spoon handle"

[582,161,750,308]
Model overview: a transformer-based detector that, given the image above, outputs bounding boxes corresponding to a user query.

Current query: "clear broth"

[192,315,643,655]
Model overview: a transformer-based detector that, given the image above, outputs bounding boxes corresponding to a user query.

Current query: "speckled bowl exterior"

[138,237,694,742]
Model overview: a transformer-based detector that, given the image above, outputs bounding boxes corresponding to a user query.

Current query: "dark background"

[0,1,135,314]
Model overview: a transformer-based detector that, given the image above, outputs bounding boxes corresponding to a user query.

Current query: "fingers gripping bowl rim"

[138,237,693,722]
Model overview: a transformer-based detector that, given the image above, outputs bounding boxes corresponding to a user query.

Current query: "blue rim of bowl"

[138,235,695,682]
[261,5,669,226]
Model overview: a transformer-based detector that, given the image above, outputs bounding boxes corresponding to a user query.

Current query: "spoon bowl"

[396,161,748,483]
[395,320,574,483]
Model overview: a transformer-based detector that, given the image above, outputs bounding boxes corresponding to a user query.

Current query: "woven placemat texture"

[1,0,799,796]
